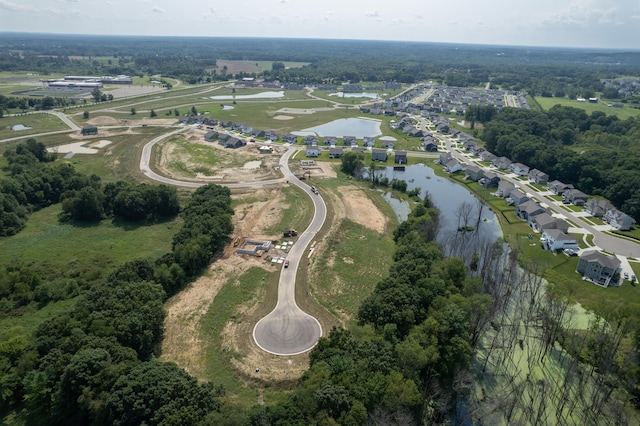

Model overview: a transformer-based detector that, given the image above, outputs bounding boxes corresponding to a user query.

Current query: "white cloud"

[364,10,380,18]
[152,6,165,13]
[66,0,79,3]
[0,0,36,12]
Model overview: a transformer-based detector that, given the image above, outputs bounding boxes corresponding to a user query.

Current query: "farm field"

[536,96,640,119]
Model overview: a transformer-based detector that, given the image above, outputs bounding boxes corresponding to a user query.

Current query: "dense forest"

[481,105,640,221]
[0,141,237,424]
[2,33,640,93]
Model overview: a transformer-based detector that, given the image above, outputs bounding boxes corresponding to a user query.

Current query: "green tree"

[83,110,90,119]
[340,151,364,176]
[150,109,157,118]
[130,107,136,115]
[92,88,103,103]
[105,361,224,426]
[191,106,197,115]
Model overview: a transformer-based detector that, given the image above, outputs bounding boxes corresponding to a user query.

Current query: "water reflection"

[376,164,503,255]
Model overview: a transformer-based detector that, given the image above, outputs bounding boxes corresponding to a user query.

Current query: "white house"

[509,162,530,176]
[541,229,579,252]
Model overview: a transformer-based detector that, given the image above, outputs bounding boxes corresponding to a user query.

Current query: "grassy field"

[264,185,314,236]
[199,267,289,410]
[253,61,310,71]
[0,113,72,139]
[0,203,180,334]
[536,96,640,120]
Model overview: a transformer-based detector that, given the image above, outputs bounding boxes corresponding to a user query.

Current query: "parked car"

[284,260,289,268]
[624,272,629,280]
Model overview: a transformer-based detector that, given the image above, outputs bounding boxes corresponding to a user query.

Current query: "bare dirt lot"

[160,168,388,385]
[155,130,284,183]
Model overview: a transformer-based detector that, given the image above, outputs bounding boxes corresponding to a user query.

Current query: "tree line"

[482,105,640,221]
[0,180,234,424]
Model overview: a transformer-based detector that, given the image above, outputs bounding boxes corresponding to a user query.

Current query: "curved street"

[138,129,324,355]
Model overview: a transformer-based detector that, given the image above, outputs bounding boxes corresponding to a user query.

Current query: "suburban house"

[508,189,529,207]
[528,169,550,185]
[306,145,320,157]
[343,136,357,146]
[585,199,614,218]
[576,250,622,287]
[509,162,530,176]
[541,229,579,252]
[282,134,298,144]
[380,140,395,149]
[328,147,343,159]
[439,152,453,165]
[464,140,479,152]
[492,156,512,170]
[529,213,569,233]
[604,208,636,231]
[221,137,246,149]
[479,151,497,163]
[81,125,98,136]
[497,180,515,198]
[204,131,218,142]
[548,180,574,195]
[424,141,438,152]
[324,136,337,146]
[363,136,375,147]
[516,200,547,221]
[394,150,408,164]
[465,165,484,182]
[265,131,279,141]
[564,189,589,206]
[304,135,319,145]
[480,171,500,188]
[445,158,463,173]
[258,146,273,154]
[371,148,388,162]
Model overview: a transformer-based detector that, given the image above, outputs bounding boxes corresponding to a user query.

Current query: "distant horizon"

[1,0,639,50]
[3,31,639,53]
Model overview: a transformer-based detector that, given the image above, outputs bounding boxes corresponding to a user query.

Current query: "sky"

[2,0,640,49]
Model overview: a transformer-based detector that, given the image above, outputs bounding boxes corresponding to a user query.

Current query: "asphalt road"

[252,161,325,355]
[138,129,324,355]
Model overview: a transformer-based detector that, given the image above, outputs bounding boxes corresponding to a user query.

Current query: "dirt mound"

[339,186,387,234]
[87,116,119,125]
[273,115,294,120]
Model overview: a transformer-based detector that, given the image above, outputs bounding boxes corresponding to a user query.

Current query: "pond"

[376,164,502,246]
[210,91,285,100]
[328,92,381,99]
[294,117,382,138]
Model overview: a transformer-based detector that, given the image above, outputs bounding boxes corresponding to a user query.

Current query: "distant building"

[81,125,98,136]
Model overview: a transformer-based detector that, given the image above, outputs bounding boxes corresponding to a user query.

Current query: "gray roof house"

[363,136,375,147]
[604,208,636,231]
[492,156,512,170]
[564,189,589,206]
[497,180,515,198]
[465,165,484,182]
[324,136,337,146]
[439,152,453,165]
[343,136,357,146]
[204,131,218,142]
[528,169,550,185]
[585,199,614,218]
[529,213,569,233]
[222,137,246,149]
[329,147,343,159]
[509,162,530,176]
[542,229,579,252]
[371,148,388,162]
[445,158,464,173]
[480,171,500,188]
[516,200,547,221]
[548,180,574,195]
[306,145,320,157]
[282,134,298,144]
[424,142,438,152]
[479,151,497,162]
[576,250,622,287]
[508,189,529,207]
[394,150,408,164]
